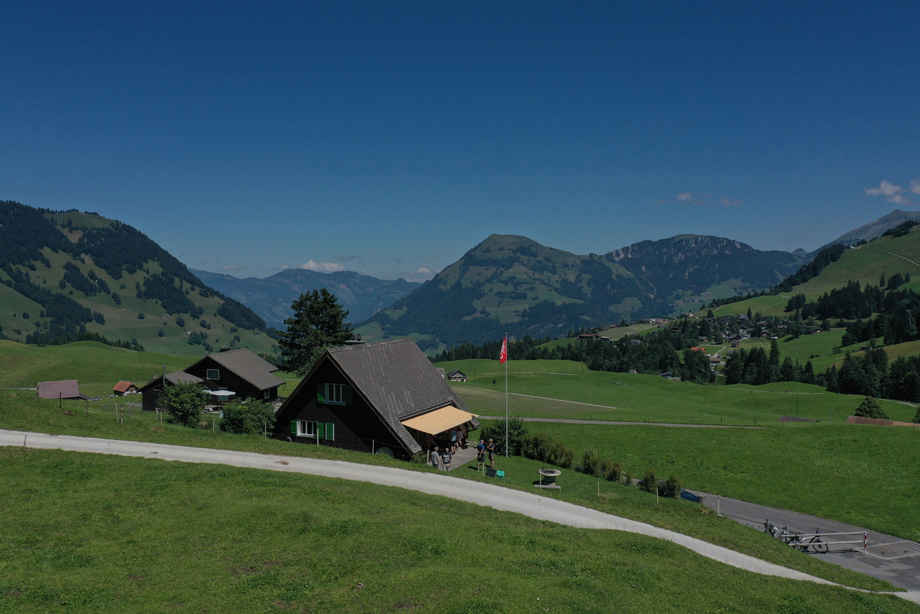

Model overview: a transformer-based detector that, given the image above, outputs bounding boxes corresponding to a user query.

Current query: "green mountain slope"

[359,234,803,349]
[0,201,276,357]
[716,227,920,319]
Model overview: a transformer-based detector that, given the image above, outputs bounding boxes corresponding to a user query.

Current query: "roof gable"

[186,348,284,391]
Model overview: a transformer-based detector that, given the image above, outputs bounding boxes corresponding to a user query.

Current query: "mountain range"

[355,234,806,350]
[3,198,920,353]
[191,269,420,329]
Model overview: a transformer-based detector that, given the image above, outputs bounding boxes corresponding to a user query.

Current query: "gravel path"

[3,429,918,605]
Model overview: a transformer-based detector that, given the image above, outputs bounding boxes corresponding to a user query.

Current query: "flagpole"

[504,332,508,458]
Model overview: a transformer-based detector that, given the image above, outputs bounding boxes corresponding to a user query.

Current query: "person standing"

[487,438,496,469]
[442,447,452,471]
[476,439,486,469]
[430,446,440,470]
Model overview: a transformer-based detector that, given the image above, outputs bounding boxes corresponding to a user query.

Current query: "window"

[295,420,315,437]
[263,389,270,400]
[325,383,344,405]
[206,368,219,380]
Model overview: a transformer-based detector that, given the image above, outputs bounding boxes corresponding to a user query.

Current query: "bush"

[914,405,920,424]
[624,469,634,487]
[641,467,658,493]
[666,473,682,498]
[855,396,889,420]
[159,381,210,427]
[582,448,600,476]
[220,400,276,435]
[555,442,574,468]
[481,416,529,456]
[606,461,622,483]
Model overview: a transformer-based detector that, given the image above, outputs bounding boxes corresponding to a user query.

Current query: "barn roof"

[37,380,86,400]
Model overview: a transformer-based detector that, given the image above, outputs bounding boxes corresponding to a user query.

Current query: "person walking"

[430,446,440,470]
[487,438,496,469]
[441,447,452,472]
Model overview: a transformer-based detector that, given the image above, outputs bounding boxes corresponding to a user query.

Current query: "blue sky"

[2,2,918,281]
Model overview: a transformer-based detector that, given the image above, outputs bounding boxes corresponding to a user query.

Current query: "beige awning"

[401,405,476,435]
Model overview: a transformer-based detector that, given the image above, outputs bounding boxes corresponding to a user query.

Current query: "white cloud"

[865,180,904,198]
[663,192,740,207]
[284,260,345,273]
[221,265,248,272]
[865,180,912,205]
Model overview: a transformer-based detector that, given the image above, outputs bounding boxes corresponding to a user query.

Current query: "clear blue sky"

[3,2,918,281]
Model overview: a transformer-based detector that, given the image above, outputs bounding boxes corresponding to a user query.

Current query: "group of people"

[428,436,497,472]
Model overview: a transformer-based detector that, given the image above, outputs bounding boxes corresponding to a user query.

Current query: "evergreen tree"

[279,289,353,376]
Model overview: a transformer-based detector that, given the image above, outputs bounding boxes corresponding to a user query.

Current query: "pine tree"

[279,289,353,376]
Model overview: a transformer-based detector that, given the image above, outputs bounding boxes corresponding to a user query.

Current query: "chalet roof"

[139,371,203,392]
[187,348,284,391]
[324,339,477,454]
[37,380,86,400]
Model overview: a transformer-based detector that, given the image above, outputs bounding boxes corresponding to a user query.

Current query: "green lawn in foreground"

[0,390,906,594]
[1,447,914,613]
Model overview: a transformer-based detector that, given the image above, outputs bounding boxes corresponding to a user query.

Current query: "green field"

[441,359,914,425]
[3,448,915,613]
[3,342,920,608]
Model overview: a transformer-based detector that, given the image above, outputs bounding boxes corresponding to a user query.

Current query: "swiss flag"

[499,335,507,364]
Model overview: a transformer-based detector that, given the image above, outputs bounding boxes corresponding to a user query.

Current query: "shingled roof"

[37,380,87,400]
[187,348,284,391]
[323,339,477,454]
[139,371,203,392]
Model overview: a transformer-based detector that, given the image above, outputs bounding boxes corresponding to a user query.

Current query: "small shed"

[37,380,87,401]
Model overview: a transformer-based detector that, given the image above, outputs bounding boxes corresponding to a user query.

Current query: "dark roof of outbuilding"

[187,348,284,391]
[323,339,477,454]
[139,371,203,392]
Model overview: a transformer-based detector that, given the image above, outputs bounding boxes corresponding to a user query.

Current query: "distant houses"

[446,369,468,382]
[274,339,478,460]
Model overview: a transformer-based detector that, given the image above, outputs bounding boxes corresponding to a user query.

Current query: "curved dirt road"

[3,429,917,605]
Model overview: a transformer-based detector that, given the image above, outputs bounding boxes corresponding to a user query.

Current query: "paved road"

[2,429,918,605]
[699,491,920,591]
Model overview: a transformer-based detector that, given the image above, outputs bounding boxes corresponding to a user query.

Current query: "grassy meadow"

[3,448,916,613]
[2,341,920,609]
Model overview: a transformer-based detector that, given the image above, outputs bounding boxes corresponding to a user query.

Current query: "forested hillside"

[359,234,804,349]
[0,201,275,357]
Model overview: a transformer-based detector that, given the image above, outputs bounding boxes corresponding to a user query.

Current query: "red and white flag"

[499,335,507,364]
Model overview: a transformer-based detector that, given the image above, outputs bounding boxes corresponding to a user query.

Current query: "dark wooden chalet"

[447,369,467,382]
[138,348,283,411]
[274,339,478,460]
[183,348,284,402]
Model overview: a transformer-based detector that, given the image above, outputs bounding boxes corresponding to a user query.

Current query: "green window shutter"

[316,383,325,404]
[343,385,352,406]
[316,422,325,439]
[290,420,297,435]
[326,422,335,441]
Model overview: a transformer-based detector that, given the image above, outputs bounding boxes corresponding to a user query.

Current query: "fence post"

[864,532,867,553]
